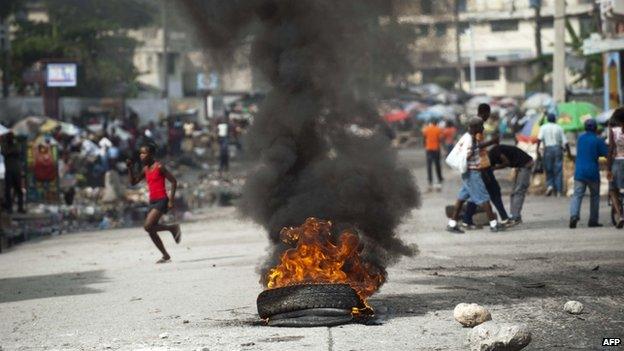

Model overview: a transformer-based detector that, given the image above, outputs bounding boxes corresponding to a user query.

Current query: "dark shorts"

[148,198,169,214]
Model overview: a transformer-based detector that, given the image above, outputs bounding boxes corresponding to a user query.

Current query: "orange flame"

[265,217,385,301]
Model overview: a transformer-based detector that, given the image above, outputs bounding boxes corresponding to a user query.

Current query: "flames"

[265,217,385,301]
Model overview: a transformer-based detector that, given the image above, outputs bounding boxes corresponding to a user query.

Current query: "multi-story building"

[130,27,257,98]
[395,0,596,97]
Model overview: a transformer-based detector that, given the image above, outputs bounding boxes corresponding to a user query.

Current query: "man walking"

[569,119,608,228]
[1,131,25,214]
[447,117,502,233]
[489,144,534,225]
[537,113,572,197]
[422,119,444,190]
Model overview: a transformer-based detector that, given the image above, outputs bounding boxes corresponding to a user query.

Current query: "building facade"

[395,0,597,96]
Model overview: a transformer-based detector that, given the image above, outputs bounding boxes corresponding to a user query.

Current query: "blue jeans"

[458,170,490,205]
[544,146,563,193]
[569,180,600,224]
[463,168,509,224]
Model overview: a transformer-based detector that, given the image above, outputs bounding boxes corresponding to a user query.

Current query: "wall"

[0,97,207,125]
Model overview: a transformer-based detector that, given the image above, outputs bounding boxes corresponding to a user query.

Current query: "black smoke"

[180,0,420,286]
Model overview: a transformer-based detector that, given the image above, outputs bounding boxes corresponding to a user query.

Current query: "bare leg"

[481,202,497,221]
[144,209,170,260]
[611,189,624,226]
[451,200,465,221]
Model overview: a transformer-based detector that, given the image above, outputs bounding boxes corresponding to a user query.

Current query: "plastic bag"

[446,133,471,173]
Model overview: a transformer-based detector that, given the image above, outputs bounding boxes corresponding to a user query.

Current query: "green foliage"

[10,0,155,97]
[564,18,603,89]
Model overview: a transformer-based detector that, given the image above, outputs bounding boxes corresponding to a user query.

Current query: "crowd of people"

[421,103,624,233]
[0,110,248,217]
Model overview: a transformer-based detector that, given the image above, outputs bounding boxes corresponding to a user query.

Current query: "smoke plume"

[180,0,420,286]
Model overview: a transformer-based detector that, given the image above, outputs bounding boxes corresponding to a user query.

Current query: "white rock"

[454,303,492,327]
[563,301,584,314]
[468,321,531,351]
[158,332,169,339]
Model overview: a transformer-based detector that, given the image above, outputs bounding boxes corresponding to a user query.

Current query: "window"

[579,16,596,36]
[435,23,447,37]
[421,1,432,14]
[166,53,177,75]
[464,67,500,81]
[457,0,467,12]
[490,20,519,32]
[417,24,430,36]
[457,22,469,34]
[541,18,554,29]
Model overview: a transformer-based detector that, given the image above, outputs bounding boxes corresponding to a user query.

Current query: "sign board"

[197,71,219,91]
[46,63,77,87]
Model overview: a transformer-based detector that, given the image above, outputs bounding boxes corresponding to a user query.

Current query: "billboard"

[46,63,77,87]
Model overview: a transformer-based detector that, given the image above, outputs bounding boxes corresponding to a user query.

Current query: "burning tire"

[257,283,364,321]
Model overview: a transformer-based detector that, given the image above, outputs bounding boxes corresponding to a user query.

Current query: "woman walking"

[127,144,181,263]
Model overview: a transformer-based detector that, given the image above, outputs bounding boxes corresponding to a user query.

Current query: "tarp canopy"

[556,101,600,132]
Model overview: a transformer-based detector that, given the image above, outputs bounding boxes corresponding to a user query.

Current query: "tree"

[0,0,24,97]
[10,0,155,97]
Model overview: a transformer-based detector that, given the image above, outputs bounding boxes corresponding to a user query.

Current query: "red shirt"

[145,162,167,201]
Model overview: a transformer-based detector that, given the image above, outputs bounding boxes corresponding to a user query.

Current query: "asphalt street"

[0,149,622,351]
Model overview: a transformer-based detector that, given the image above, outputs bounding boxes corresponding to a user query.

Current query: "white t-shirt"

[217,123,229,138]
[538,122,567,147]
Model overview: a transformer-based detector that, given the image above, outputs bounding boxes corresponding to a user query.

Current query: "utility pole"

[553,0,566,103]
[469,22,476,94]
[0,17,10,98]
[454,0,464,91]
[531,0,545,92]
[161,0,169,99]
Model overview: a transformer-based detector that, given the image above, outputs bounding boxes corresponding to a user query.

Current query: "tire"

[257,283,364,319]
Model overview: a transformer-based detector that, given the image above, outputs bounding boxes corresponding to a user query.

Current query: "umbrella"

[0,123,9,136]
[466,96,493,113]
[417,104,455,122]
[39,118,60,133]
[596,109,614,124]
[384,110,409,123]
[60,122,81,136]
[556,101,600,132]
[523,93,553,110]
[12,116,46,137]
[498,97,518,107]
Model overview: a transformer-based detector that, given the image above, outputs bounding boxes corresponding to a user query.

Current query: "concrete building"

[395,0,597,97]
[583,0,624,109]
[130,27,258,98]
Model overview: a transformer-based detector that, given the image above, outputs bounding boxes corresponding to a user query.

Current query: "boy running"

[127,144,182,263]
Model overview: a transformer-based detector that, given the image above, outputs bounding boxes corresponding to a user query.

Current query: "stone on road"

[454,303,492,327]
[563,300,584,314]
[468,321,531,351]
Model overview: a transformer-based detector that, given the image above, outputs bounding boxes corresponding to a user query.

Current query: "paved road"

[1,149,622,350]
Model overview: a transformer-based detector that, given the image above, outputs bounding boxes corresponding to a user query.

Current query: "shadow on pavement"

[0,270,107,304]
